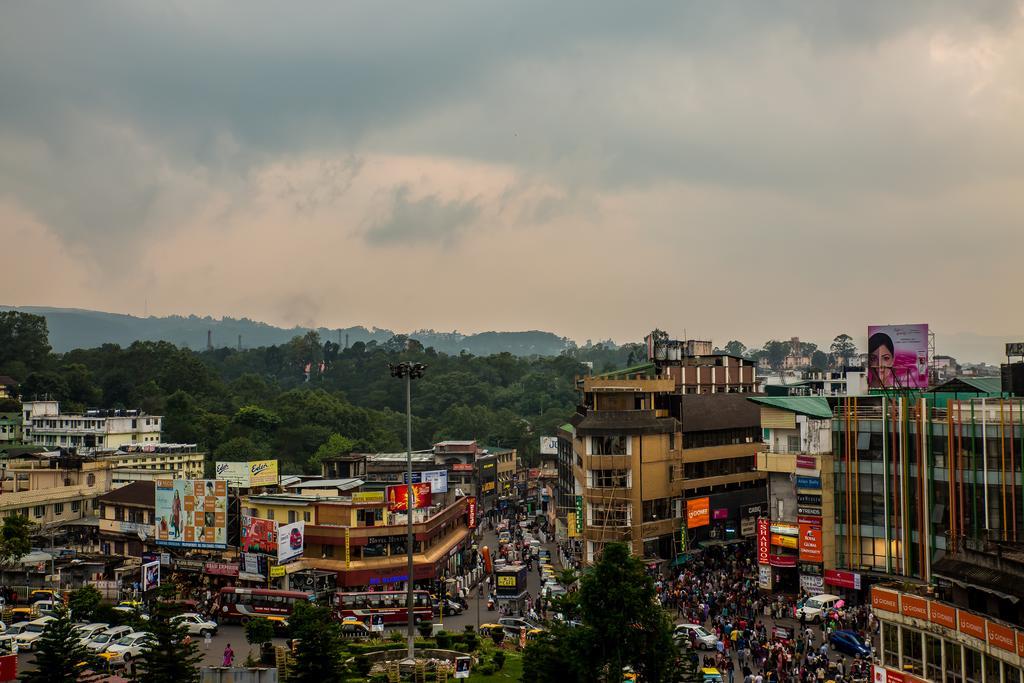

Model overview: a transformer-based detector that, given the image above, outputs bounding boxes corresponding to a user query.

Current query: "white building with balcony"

[22,401,162,451]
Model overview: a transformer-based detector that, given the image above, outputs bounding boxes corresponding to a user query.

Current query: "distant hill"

[0,306,572,357]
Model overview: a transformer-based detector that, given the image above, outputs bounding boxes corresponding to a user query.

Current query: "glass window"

[902,627,923,675]
[33,505,44,518]
[266,509,274,521]
[1005,668,1022,683]
[288,510,297,523]
[926,635,942,682]
[964,647,982,683]
[946,643,963,683]
[983,655,1001,683]
[882,623,900,668]
[592,436,627,455]
[304,511,311,522]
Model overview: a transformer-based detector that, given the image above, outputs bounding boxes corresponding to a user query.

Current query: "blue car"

[829,630,871,657]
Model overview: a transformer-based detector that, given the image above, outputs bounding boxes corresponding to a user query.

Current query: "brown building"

[98,480,157,557]
[571,362,765,566]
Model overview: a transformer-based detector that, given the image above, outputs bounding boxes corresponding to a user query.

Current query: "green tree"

[213,436,270,462]
[0,515,33,568]
[0,311,51,379]
[762,340,789,370]
[232,405,283,434]
[22,604,103,682]
[811,350,830,371]
[576,543,677,682]
[830,333,858,367]
[244,617,275,660]
[723,340,747,357]
[68,585,103,622]
[136,586,203,683]
[290,600,345,681]
[310,433,357,469]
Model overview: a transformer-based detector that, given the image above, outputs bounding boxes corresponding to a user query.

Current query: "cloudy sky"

[2,2,1023,357]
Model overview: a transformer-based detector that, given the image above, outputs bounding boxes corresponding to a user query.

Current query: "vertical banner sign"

[567,512,578,538]
[574,496,583,533]
[141,560,160,592]
[466,496,478,529]
[757,518,771,564]
[679,517,688,553]
[344,527,351,569]
[798,523,823,563]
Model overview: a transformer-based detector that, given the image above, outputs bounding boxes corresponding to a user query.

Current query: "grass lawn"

[467,651,524,681]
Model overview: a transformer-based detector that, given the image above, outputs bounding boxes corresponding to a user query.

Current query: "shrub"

[490,629,505,645]
[462,633,479,652]
[435,631,451,649]
[478,664,496,676]
[464,624,475,633]
[493,650,506,670]
[353,655,372,676]
[417,621,433,639]
[389,629,404,642]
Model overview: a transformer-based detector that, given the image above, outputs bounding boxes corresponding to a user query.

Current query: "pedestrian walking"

[223,643,235,667]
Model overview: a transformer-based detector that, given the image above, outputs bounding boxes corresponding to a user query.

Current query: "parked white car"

[101,631,152,665]
[87,625,133,653]
[74,623,109,645]
[171,613,218,637]
[674,623,719,650]
[14,616,55,651]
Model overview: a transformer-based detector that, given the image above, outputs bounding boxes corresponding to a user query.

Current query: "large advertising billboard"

[155,479,228,549]
[402,470,448,493]
[277,521,305,563]
[386,482,432,511]
[241,516,278,555]
[868,324,929,389]
[216,460,279,487]
[539,436,558,455]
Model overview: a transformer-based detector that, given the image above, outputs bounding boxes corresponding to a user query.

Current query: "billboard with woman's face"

[867,324,929,389]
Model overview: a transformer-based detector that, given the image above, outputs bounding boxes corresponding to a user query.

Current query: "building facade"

[22,401,162,450]
[97,480,157,557]
[833,397,1024,584]
[100,443,205,480]
[571,361,766,565]
[751,396,837,594]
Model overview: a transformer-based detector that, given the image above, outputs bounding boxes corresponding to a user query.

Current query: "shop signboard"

[539,436,558,455]
[796,455,817,470]
[686,497,710,528]
[467,496,478,529]
[712,508,729,520]
[574,496,583,533]
[756,518,770,564]
[270,565,286,578]
[798,573,823,593]
[797,494,822,506]
[277,521,304,563]
[204,562,239,577]
[344,528,351,569]
[679,517,688,553]
[740,517,756,537]
[386,482,432,511]
[174,559,206,572]
[142,560,160,592]
[352,491,385,503]
[758,564,772,590]
[215,460,279,487]
[798,523,823,563]
[769,554,797,568]
[155,479,228,549]
[797,515,822,527]
[770,521,799,536]
[796,476,821,490]
[241,516,278,555]
[798,507,822,516]
[567,512,578,538]
[771,534,798,549]
[452,463,474,472]
[402,469,449,493]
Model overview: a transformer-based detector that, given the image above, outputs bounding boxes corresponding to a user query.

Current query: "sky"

[2,2,1023,360]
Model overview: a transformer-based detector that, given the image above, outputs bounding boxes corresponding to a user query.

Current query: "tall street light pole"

[390,361,426,664]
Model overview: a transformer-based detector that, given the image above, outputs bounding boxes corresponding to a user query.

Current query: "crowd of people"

[657,543,877,683]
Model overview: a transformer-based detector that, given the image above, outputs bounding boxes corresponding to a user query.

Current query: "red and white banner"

[757,518,770,564]
[467,496,478,529]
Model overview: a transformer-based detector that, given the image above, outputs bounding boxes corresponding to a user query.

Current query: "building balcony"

[680,470,765,491]
[576,410,679,436]
[582,526,632,543]
[582,377,675,394]
[583,487,632,502]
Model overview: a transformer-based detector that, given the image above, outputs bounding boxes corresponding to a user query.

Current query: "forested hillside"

[0,311,638,474]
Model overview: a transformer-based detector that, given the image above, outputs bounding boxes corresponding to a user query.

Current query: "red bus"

[334,590,432,625]
[216,587,314,623]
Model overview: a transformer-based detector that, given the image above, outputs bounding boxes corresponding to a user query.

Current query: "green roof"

[748,396,833,419]
[930,376,1003,394]
[594,362,656,379]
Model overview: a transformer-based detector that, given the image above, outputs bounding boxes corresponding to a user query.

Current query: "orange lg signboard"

[686,497,710,528]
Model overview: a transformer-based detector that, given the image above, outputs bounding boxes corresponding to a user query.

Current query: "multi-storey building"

[100,443,205,481]
[488,446,517,498]
[570,362,765,565]
[0,452,112,541]
[244,491,474,591]
[22,401,162,450]
[97,480,157,557]
[833,397,1024,586]
[751,396,837,594]
[0,376,17,400]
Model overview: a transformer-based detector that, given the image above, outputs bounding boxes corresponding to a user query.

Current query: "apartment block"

[22,401,162,450]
